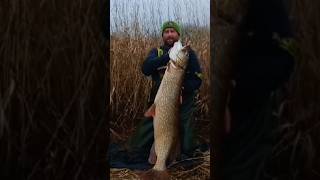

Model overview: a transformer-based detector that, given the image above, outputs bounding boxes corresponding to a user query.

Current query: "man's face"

[162,28,179,46]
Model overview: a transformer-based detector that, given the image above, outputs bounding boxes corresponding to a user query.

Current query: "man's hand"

[182,38,191,52]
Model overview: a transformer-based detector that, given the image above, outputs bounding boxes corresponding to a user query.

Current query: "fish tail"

[168,139,181,164]
[148,142,157,164]
[138,169,170,180]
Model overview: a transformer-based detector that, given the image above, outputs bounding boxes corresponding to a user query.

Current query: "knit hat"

[161,21,181,36]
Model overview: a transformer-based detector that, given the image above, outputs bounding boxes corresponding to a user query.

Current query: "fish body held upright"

[139,40,190,180]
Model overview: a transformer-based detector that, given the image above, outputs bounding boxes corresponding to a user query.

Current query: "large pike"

[139,40,190,180]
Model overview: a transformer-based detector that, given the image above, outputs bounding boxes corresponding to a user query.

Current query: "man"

[127,21,203,162]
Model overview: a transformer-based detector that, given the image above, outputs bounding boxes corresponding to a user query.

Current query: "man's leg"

[126,117,154,152]
[180,92,197,156]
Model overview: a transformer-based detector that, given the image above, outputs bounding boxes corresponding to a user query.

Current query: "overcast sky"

[110,0,210,34]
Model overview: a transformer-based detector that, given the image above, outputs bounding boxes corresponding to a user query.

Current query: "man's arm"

[142,48,170,76]
[182,50,203,93]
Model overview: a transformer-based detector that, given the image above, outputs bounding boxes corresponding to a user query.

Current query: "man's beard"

[164,38,177,47]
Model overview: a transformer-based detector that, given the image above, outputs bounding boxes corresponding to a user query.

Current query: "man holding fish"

[127,21,203,165]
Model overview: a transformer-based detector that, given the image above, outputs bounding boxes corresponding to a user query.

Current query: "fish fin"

[148,142,157,165]
[168,140,181,165]
[144,104,156,118]
[167,61,171,73]
[137,169,170,180]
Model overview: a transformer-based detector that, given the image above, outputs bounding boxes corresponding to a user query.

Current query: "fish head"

[169,40,189,68]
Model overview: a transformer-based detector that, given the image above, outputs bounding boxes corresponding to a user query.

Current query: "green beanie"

[161,21,181,36]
